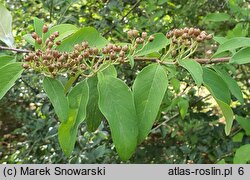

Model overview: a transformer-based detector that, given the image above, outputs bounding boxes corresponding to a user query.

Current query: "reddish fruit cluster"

[166,27,213,45]
[23,26,131,77]
[31,24,61,48]
[101,43,128,62]
[127,29,155,44]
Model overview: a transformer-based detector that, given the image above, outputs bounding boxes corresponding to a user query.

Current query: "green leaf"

[33,17,44,38]
[179,59,203,86]
[214,37,250,56]
[232,132,244,142]
[0,62,23,100]
[128,55,134,68]
[236,116,250,136]
[86,76,104,132]
[64,72,81,94]
[58,79,89,156]
[98,74,138,160]
[234,144,250,164]
[43,77,69,122]
[213,66,244,104]
[213,36,228,44]
[178,98,189,119]
[135,33,170,56]
[23,34,35,46]
[100,64,117,77]
[217,159,226,164]
[133,64,168,143]
[170,78,180,93]
[230,47,250,64]
[0,4,14,47]
[216,100,234,136]
[205,13,230,22]
[203,68,234,135]
[0,55,15,67]
[57,27,108,52]
[203,68,231,104]
[33,17,44,49]
[43,24,78,43]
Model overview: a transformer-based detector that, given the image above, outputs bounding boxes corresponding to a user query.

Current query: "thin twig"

[20,78,39,94]
[0,45,231,64]
[195,57,230,64]
[103,0,142,36]
[0,45,31,53]
[151,113,180,132]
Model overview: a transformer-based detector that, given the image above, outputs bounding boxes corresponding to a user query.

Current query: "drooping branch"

[0,45,230,64]
[0,45,31,53]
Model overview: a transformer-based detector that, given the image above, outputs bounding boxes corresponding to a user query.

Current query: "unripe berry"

[141,32,147,39]
[183,27,189,33]
[49,34,56,41]
[36,38,42,45]
[22,63,29,69]
[122,45,128,52]
[148,35,154,42]
[82,41,89,49]
[53,31,59,37]
[119,51,125,57]
[48,41,53,49]
[83,51,90,58]
[188,28,194,35]
[193,28,201,36]
[31,32,38,40]
[132,29,139,37]
[102,47,108,54]
[93,47,99,55]
[136,37,144,44]
[110,51,116,60]
[127,30,134,38]
[56,41,61,46]
[42,25,48,33]
[206,34,213,40]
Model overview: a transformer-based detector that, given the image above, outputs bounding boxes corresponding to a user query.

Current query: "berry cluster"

[127,29,154,45]
[166,27,213,45]
[23,25,131,77]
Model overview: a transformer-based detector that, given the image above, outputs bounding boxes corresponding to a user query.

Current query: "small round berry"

[141,32,147,39]
[148,35,154,42]
[42,25,49,33]
[31,32,38,40]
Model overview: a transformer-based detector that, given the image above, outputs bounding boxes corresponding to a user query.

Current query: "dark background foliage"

[0,0,249,163]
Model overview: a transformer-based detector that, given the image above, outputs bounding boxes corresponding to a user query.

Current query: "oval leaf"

[203,68,231,104]
[0,62,23,100]
[213,66,244,104]
[57,27,108,52]
[0,4,14,47]
[203,68,234,135]
[179,59,203,86]
[135,33,170,56]
[230,47,250,64]
[43,24,78,43]
[98,74,138,160]
[0,55,15,67]
[86,76,104,132]
[58,79,89,156]
[43,77,69,122]
[214,37,250,56]
[133,64,168,143]
[205,13,230,22]
[234,144,250,164]
[236,116,250,136]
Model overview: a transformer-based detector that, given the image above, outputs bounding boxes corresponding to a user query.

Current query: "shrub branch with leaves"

[0,4,249,161]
